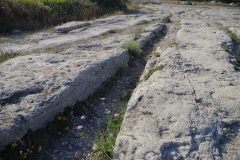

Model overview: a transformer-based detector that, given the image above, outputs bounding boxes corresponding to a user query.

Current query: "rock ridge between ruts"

[0,15,167,151]
[114,10,240,160]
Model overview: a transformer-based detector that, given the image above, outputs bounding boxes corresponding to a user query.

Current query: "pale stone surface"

[137,23,164,47]
[0,13,167,53]
[134,0,139,5]
[155,0,161,4]
[54,21,92,33]
[115,6,240,160]
[200,7,240,39]
[151,0,156,4]
[0,9,167,151]
[0,48,130,151]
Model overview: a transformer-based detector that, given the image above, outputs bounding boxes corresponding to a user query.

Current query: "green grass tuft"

[144,66,163,81]
[0,51,20,64]
[92,108,125,160]
[0,0,128,34]
[215,22,240,44]
[154,52,160,57]
[233,17,240,20]
[122,40,142,58]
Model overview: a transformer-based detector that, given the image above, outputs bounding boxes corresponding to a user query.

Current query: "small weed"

[0,94,20,106]
[121,90,132,101]
[51,106,74,136]
[45,47,63,53]
[215,22,240,44]
[43,45,70,53]
[215,22,222,26]
[133,26,143,40]
[0,50,20,64]
[136,79,143,86]
[0,129,49,160]
[91,108,125,160]
[223,28,240,44]
[134,33,141,40]
[146,8,155,14]
[233,17,240,20]
[82,23,92,28]
[198,10,204,15]
[129,76,141,87]
[144,66,163,81]
[234,55,240,67]
[0,38,12,44]
[101,32,110,39]
[168,40,178,47]
[155,17,161,22]
[142,29,152,33]
[122,40,142,58]
[101,30,118,39]
[141,20,151,25]
[154,52,160,57]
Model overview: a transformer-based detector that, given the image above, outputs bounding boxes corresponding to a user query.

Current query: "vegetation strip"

[0,0,133,34]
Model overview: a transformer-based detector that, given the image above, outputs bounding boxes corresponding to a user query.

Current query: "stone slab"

[115,7,240,160]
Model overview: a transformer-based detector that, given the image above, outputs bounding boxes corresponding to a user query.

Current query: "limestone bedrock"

[0,7,168,150]
[114,7,240,160]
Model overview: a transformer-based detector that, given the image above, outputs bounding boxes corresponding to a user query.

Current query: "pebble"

[233,155,238,159]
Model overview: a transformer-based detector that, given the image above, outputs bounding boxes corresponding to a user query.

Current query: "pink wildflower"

[100,98,106,101]
[76,125,83,130]
[110,133,114,138]
[80,115,86,120]
[114,113,119,118]
[107,110,111,114]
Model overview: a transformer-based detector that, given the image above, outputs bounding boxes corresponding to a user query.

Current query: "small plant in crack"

[233,17,239,21]
[154,52,160,57]
[168,40,178,47]
[144,66,164,81]
[82,23,92,28]
[129,76,141,87]
[101,32,110,39]
[122,40,142,58]
[43,46,68,53]
[133,26,143,40]
[0,50,20,64]
[0,129,49,160]
[154,17,161,22]
[215,22,240,44]
[234,54,240,67]
[141,20,151,25]
[146,8,155,14]
[121,90,132,101]
[71,98,126,160]
[0,94,20,106]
